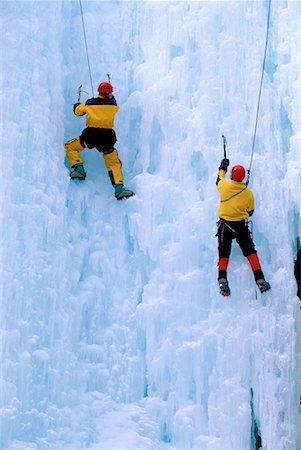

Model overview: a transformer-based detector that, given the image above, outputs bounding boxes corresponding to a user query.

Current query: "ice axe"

[77,84,88,102]
[222,135,227,158]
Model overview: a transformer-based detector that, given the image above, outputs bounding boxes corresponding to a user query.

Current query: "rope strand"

[247,0,272,185]
[79,0,94,97]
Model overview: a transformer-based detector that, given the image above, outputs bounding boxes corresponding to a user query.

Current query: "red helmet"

[98,82,113,94]
[231,165,246,181]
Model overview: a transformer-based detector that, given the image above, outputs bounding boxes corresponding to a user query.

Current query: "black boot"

[256,278,271,293]
[219,278,231,296]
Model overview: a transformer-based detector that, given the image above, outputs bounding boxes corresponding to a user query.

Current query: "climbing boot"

[114,184,135,200]
[256,279,271,294]
[70,163,86,180]
[219,278,231,296]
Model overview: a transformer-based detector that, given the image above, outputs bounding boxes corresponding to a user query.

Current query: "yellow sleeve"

[74,102,86,116]
[218,169,226,179]
[247,191,255,213]
[216,169,226,188]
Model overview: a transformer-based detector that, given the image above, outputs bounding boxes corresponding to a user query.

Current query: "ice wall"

[1,1,300,450]
[1,1,69,447]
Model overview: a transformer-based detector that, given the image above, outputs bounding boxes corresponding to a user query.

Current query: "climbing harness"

[215,219,252,248]
[215,220,238,246]
[216,219,238,236]
[246,0,272,186]
[79,0,94,97]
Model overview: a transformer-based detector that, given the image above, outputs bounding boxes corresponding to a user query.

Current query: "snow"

[1,1,300,449]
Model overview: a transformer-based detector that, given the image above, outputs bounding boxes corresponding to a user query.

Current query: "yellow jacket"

[217,169,254,221]
[74,95,119,129]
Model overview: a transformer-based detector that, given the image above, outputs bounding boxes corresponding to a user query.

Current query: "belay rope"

[78,0,94,97]
[222,0,272,190]
[246,0,272,186]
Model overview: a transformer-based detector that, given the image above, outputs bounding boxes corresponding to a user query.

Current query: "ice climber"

[216,158,271,296]
[65,81,135,200]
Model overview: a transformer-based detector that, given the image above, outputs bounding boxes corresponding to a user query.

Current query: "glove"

[219,158,230,171]
[73,102,81,114]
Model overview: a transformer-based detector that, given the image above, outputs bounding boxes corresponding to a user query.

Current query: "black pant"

[217,219,256,258]
[80,127,117,154]
[217,219,264,282]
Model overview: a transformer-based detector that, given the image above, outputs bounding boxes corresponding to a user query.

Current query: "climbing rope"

[79,0,94,97]
[246,0,272,186]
